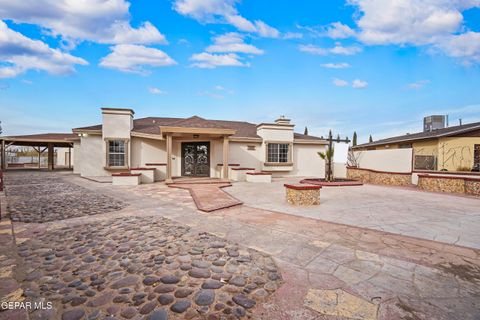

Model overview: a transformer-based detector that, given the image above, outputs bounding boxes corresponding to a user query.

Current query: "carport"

[0,133,77,171]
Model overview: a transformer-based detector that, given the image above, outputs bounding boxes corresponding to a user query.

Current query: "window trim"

[104,138,129,170]
[264,141,293,166]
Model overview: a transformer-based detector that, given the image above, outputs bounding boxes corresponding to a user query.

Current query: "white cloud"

[0,21,87,78]
[332,78,349,87]
[299,43,362,56]
[435,32,480,65]
[254,20,280,38]
[352,79,368,89]
[0,0,166,45]
[190,52,248,68]
[283,32,303,39]
[173,0,280,38]
[408,80,430,89]
[206,33,263,55]
[325,22,356,39]
[321,62,351,69]
[148,87,166,94]
[330,43,363,55]
[99,44,176,74]
[299,44,328,55]
[348,0,480,64]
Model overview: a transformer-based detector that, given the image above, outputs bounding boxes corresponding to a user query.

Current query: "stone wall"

[285,186,320,205]
[347,167,412,187]
[418,175,480,197]
[465,180,480,196]
[417,176,465,194]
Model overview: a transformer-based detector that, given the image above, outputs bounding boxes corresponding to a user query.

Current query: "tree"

[352,131,357,147]
[369,135,373,143]
[304,126,308,135]
[318,147,334,182]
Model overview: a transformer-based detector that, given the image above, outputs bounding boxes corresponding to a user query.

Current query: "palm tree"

[318,147,335,182]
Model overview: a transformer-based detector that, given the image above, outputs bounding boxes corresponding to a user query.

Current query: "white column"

[166,134,173,183]
[222,136,229,180]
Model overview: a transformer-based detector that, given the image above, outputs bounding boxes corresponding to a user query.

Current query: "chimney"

[275,115,291,125]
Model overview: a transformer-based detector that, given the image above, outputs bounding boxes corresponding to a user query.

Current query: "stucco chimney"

[101,108,134,138]
[275,115,291,125]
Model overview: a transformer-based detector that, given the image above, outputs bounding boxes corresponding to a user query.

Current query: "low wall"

[418,174,480,196]
[347,167,412,186]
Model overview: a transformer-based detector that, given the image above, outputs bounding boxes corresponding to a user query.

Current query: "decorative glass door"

[181,142,210,177]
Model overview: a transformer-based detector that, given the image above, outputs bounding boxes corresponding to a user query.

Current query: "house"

[354,118,480,172]
[72,108,328,181]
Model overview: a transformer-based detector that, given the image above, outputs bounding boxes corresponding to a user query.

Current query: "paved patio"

[1,171,480,320]
[226,178,480,249]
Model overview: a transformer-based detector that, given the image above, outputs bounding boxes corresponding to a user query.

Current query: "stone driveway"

[1,171,480,320]
[226,178,480,249]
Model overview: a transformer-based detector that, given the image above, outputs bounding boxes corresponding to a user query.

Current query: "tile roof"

[74,116,323,140]
[2,133,77,141]
[354,121,480,148]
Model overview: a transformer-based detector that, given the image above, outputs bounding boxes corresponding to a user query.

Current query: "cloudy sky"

[0,0,479,142]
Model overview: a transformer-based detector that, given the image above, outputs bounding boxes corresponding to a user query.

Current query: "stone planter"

[112,173,141,186]
[284,183,321,205]
[230,168,256,181]
[130,168,155,184]
[246,172,272,183]
[145,163,166,181]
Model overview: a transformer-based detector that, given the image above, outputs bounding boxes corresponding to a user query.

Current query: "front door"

[181,142,210,177]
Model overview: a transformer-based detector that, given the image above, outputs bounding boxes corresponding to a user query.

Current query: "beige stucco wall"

[131,137,166,168]
[228,142,262,170]
[79,134,107,177]
[291,144,326,178]
[437,137,479,171]
[56,147,73,167]
[73,142,81,174]
[354,148,413,173]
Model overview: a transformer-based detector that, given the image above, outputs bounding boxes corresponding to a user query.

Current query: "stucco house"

[72,108,328,182]
[353,120,480,172]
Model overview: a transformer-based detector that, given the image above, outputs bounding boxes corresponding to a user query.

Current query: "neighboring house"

[354,120,480,172]
[72,108,328,181]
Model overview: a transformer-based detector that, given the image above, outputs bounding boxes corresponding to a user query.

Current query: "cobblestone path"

[3,171,126,223]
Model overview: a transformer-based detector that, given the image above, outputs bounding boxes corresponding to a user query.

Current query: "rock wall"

[346,167,412,187]
[418,175,480,197]
[285,188,320,205]
[465,180,480,196]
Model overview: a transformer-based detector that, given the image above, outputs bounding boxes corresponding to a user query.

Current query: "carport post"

[68,146,72,169]
[47,143,54,171]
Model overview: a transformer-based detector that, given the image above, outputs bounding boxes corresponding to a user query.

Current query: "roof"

[354,121,480,149]
[74,116,324,141]
[0,133,76,147]
[1,133,76,141]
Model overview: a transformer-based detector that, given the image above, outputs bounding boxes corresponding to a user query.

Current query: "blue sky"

[0,0,479,143]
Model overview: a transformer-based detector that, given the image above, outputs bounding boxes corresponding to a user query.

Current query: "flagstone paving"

[2,171,480,320]
[226,178,480,249]
[168,182,243,212]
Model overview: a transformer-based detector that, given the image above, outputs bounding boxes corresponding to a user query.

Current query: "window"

[107,140,126,167]
[267,143,290,163]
